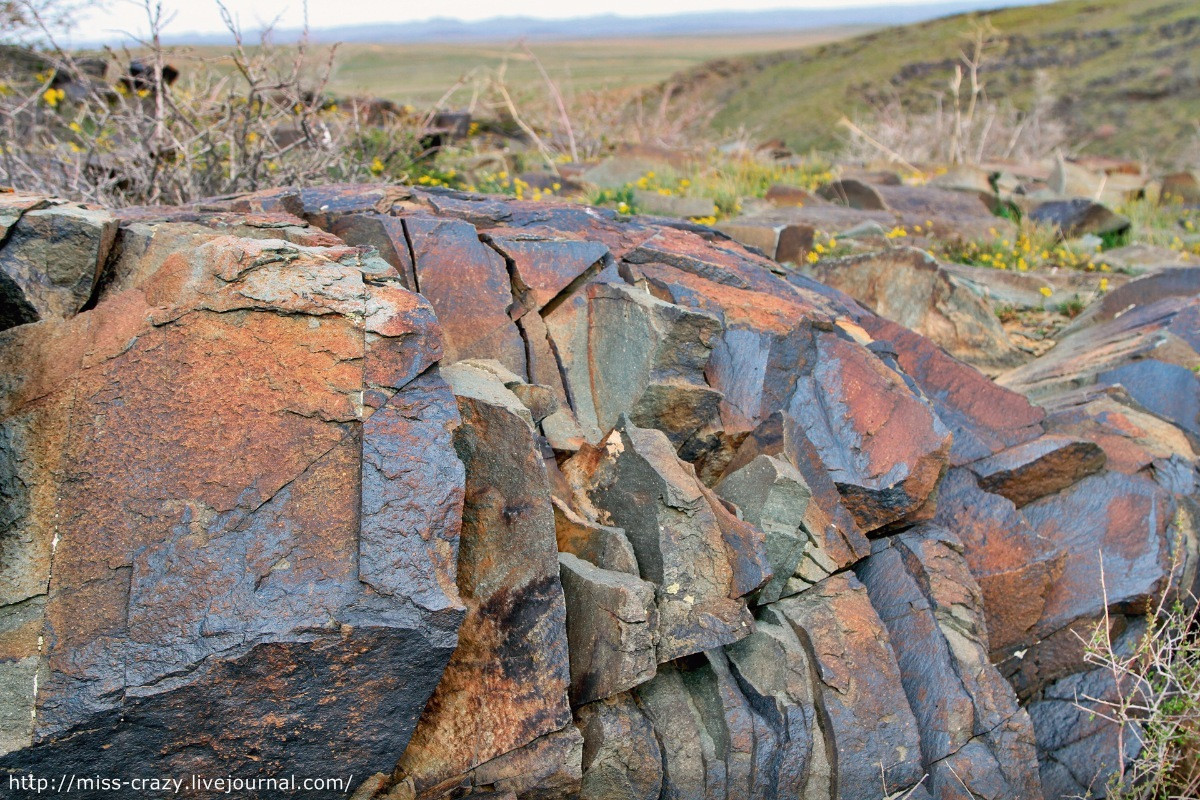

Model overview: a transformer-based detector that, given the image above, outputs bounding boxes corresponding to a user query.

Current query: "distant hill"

[659,0,1200,165]
[153,3,1043,46]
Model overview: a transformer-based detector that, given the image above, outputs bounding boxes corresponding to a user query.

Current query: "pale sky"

[74,0,958,41]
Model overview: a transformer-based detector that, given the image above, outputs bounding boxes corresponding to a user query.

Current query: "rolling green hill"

[663,0,1200,165]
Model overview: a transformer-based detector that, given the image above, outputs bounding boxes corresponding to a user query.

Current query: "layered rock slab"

[561,420,769,664]
[398,364,574,798]
[0,227,466,789]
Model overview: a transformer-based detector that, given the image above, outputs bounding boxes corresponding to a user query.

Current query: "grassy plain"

[175,28,869,106]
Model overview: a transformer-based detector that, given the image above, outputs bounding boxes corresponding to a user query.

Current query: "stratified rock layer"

[1,184,1196,800]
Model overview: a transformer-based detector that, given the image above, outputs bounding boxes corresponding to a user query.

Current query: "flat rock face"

[2,185,1195,800]
[0,224,466,783]
[810,247,1026,373]
[0,203,116,330]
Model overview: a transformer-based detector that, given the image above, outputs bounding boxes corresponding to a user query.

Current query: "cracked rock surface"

[1,185,1196,800]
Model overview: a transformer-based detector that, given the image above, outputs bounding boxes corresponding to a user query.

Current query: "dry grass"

[0,1,425,206]
[1079,556,1200,800]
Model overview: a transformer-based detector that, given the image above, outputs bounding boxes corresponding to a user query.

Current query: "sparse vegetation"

[1080,578,1200,800]
[0,1,428,206]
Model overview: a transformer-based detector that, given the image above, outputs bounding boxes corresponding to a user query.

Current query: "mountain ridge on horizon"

[97,1,1044,46]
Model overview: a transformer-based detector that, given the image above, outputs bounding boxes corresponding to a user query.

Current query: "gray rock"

[0,204,116,330]
[714,454,823,603]
[559,552,658,705]
[562,419,765,663]
[576,694,663,800]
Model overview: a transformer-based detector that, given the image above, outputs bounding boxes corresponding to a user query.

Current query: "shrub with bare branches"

[0,0,424,206]
[1078,558,1200,800]
[841,23,1069,167]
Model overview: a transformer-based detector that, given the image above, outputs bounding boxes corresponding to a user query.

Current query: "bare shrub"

[422,47,718,166]
[1078,558,1200,799]
[841,23,1069,167]
[0,0,423,206]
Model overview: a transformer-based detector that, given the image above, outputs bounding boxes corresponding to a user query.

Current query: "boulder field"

[1,185,1196,800]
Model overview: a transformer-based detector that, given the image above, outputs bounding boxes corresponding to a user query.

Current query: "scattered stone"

[717,218,814,264]
[764,183,824,207]
[1028,198,1131,238]
[810,247,1026,373]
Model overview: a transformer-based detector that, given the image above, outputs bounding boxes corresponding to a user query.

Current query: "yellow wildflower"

[42,87,65,107]
[370,157,385,175]
[1039,286,1053,298]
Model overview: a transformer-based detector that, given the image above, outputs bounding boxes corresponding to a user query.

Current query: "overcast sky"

[75,0,962,40]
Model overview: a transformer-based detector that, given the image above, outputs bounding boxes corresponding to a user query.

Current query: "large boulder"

[0,224,465,787]
[2,184,1194,800]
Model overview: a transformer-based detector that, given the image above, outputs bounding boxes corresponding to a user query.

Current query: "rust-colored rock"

[0,224,465,788]
[398,366,571,798]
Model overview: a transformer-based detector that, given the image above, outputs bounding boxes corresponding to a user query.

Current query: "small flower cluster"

[935,229,1109,272]
[804,233,843,264]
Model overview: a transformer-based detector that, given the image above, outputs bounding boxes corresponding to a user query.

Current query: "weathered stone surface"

[559,552,658,706]
[0,225,465,787]
[969,434,1107,507]
[1043,386,1196,476]
[721,411,871,572]
[3,183,1192,800]
[585,282,724,456]
[932,469,1063,656]
[634,664,726,800]
[1082,266,1200,327]
[861,315,1046,465]
[717,218,814,264]
[715,454,834,603]
[1027,622,1147,800]
[999,296,1200,405]
[576,694,663,800]
[789,328,952,532]
[632,190,717,219]
[1098,359,1200,438]
[818,180,1011,240]
[328,212,419,288]
[0,203,116,329]
[724,616,821,800]
[810,248,1026,373]
[857,528,1043,799]
[562,420,766,663]
[403,213,527,375]
[398,367,571,797]
[552,498,640,576]
[772,573,927,799]
[484,232,609,316]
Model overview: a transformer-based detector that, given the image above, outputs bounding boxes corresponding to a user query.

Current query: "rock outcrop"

[1,184,1196,800]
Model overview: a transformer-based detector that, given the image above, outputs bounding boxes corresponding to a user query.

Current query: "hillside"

[663,0,1200,164]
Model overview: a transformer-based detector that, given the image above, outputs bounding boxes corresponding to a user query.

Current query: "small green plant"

[1056,295,1086,318]
[1079,556,1200,800]
[994,303,1019,324]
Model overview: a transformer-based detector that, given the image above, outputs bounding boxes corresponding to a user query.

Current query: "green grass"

[172,29,867,108]
[661,0,1200,164]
